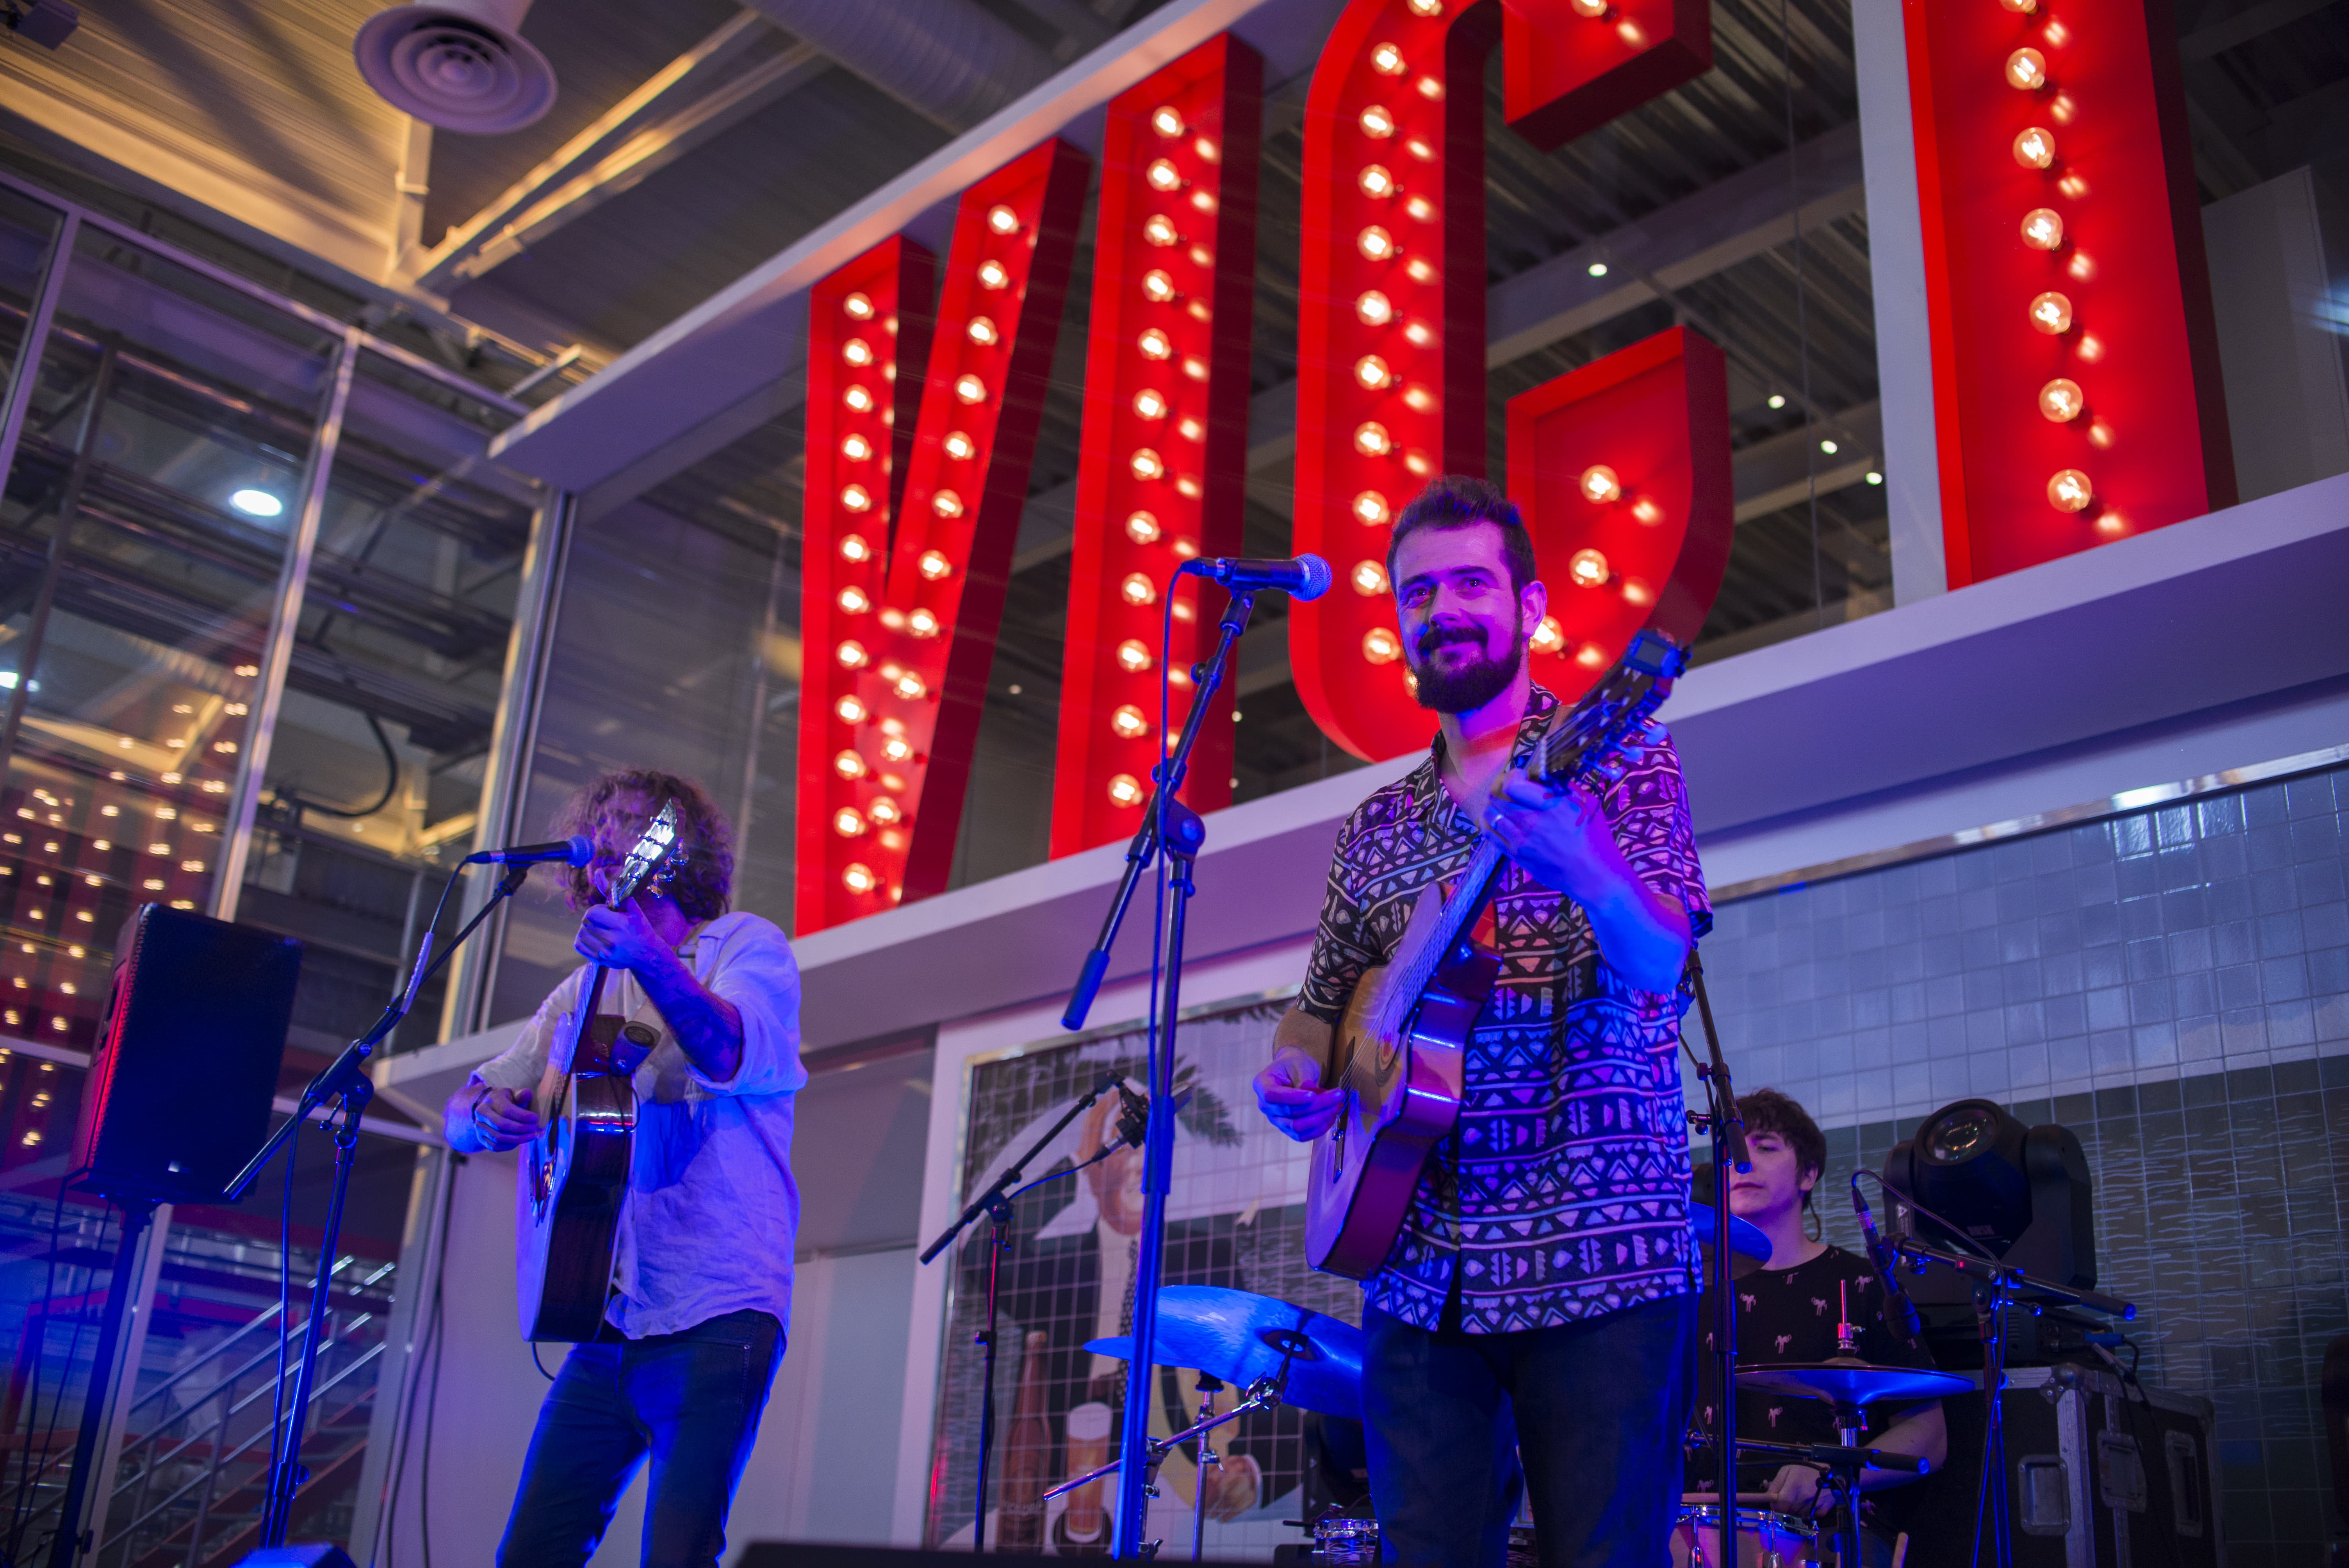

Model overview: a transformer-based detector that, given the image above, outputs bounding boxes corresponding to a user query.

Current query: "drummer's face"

[1729,1132,1815,1224]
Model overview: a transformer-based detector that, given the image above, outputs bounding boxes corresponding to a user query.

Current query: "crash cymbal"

[1083,1285,1363,1416]
[1734,1362,1975,1406]
[1692,1203,1774,1279]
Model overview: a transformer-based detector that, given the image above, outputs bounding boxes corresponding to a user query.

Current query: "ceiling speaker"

[354,0,556,135]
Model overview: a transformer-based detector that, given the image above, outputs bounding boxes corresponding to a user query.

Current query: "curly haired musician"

[1254,477,1707,1568]
[442,770,805,1568]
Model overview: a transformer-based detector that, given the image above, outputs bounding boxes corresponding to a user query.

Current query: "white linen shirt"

[471,909,807,1340]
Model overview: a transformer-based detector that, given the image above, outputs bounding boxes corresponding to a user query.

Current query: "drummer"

[1688,1089,1947,1539]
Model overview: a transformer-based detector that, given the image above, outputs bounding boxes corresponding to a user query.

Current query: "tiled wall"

[1693,763,2349,1566]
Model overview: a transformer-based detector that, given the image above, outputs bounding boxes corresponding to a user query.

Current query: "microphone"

[465,834,593,867]
[1183,554,1333,600]
[1853,1176,1925,1345]
[1112,1080,1149,1151]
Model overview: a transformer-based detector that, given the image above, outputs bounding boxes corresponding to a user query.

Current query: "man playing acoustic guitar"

[1254,478,1708,1568]
[443,770,805,1568]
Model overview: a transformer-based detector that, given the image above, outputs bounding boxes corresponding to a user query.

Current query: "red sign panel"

[1052,36,1264,859]
[1905,0,2233,586]
[1502,0,1713,150]
[796,140,1091,932]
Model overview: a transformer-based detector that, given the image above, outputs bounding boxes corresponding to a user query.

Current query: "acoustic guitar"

[1303,631,1690,1279]
[516,801,683,1342]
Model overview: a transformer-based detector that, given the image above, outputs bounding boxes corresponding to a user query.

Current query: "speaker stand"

[48,1196,157,1568]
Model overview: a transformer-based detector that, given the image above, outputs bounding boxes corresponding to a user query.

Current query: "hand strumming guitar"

[1254,1008,1344,1143]
[1483,764,1693,991]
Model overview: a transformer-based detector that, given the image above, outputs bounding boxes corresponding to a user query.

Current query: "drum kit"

[1077,1201,1973,1568]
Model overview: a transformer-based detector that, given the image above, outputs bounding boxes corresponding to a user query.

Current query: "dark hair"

[1384,476,1540,593]
[548,769,734,922]
[1738,1087,1827,1210]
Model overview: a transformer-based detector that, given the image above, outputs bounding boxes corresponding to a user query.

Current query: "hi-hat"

[1084,1285,1363,1416]
[1735,1362,1975,1406]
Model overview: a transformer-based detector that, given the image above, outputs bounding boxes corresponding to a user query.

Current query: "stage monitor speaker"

[228,1549,355,1568]
[71,904,302,1207]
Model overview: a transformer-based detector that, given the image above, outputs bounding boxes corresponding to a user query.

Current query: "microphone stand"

[1683,950,1750,1544]
[223,860,531,1552]
[920,1073,1129,1552]
[1062,584,1257,1559]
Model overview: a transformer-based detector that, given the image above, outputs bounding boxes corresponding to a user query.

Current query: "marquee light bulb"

[1581,464,1622,503]
[1357,290,1394,326]
[843,292,874,320]
[2038,378,2084,422]
[932,489,964,519]
[1144,214,1178,247]
[955,373,987,403]
[1405,258,1435,283]
[1355,354,1392,389]
[841,483,873,513]
[833,749,868,779]
[2006,47,2047,89]
[840,533,872,563]
[1404,196,1434,222]
[1177,417,1203,443]
[2021,208,2064,249]
[1360,105,1395,138]
[967,316,998,346]
[1355,421,1392,456]
[842,338,874,367]
[1134,388,1169,419]
[841,433,872,461]
[1568,548,1610,586]
[919,549,953,580]
[842,862,877,895]
[1352,560,1389,596]
[1110,705,1151,739]
[2030,290,2073,334]
[1107,773,1144,807]
[1116,639,1153,673]
[977,259,1009,290]
[1416,76,1442,100]
[1358,225,1396,261]
[1573,0,1608,13]
[1147,159,1182,192]
[1126,510,1161,544]
[1121,572,1156,606]
[907,609,939,640]
[837,586,871,614]
[2002,0,2038,11]
[944,430,976,460]
[987,204,1019,235]
[2048,469,2094,512]
[1151,105,1184,137]
[895,672,926,700]
[1190,191,1215,215]
[833,808,866,838]
[1408,0,1442,13]
[835,695,868,724]
[2014,127,2055,169]
[1131,448,1165,481]
[1531,616,1565,654]
[1355,491,1391,526]
[1360,164,1396,198]
[1361,627,1402,665]
[868,797,900,825]
[1142,270,1175,302]
[1139,328,1172,360]
[843,384,874,414]
[1371,41,1406,74]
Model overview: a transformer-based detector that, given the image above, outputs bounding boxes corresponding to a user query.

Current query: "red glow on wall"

[1052,36,1263,859]
[1905,0,2233,587]
[797,140,1091,932]
[1502,0,1712,150]
[1506,325,1733,698]
[797,236,933,937]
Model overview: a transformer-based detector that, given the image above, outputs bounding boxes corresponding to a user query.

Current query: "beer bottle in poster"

[998,1329,1051,1550]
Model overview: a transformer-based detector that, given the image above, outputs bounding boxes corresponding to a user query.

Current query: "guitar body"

[1305,917,1501,1279]
[517,1013,657,1342]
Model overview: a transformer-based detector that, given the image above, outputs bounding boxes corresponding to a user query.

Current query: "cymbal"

[1735,1361,1975,1406]
[1082,1285,1363,1416]
[1692,1204,1774,1278]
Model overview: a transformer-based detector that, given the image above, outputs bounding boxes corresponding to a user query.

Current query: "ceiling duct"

[738,0,1053,134]
[355,0,557,134]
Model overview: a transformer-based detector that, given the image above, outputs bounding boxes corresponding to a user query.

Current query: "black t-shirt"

[1685,1244,1939,1491]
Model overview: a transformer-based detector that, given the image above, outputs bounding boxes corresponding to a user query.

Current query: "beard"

[1408,622,1525,713]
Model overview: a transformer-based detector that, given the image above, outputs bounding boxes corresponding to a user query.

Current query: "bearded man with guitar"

[1254,477,1709,1568]
[442,770,805,1568]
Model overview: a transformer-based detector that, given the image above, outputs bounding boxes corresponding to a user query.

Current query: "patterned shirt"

[1296,684,1712,1333]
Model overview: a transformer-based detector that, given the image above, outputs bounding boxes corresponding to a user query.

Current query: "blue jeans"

[498,1309,784,1568]
[1361,1291,1695,1568]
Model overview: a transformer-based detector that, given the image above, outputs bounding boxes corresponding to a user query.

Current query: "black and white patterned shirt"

[1296,684,1712,1333]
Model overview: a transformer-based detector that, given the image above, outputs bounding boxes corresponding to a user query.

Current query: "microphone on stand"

[465,834,594,867]
[1112,1080,1150,1151]
[1852,1176,1925,1345]
[1181,554,1333,600]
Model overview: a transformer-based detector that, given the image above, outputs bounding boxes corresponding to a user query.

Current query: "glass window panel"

[246,351,540,1054]
[0,185,66,403]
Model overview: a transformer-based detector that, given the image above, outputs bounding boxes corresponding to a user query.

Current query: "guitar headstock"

[606,800,684,907]
[1533,630,1690,791]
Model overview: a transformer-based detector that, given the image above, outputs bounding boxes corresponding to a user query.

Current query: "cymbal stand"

[1189,1372,1224,1562]
[1827,1399,1865,1568]
[1684,951,1752,1508]
[1046,1374,1283,1507]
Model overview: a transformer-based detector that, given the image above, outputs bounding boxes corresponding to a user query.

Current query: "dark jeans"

[1361,1291,1695,1568]
[498,1308,784,1568]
